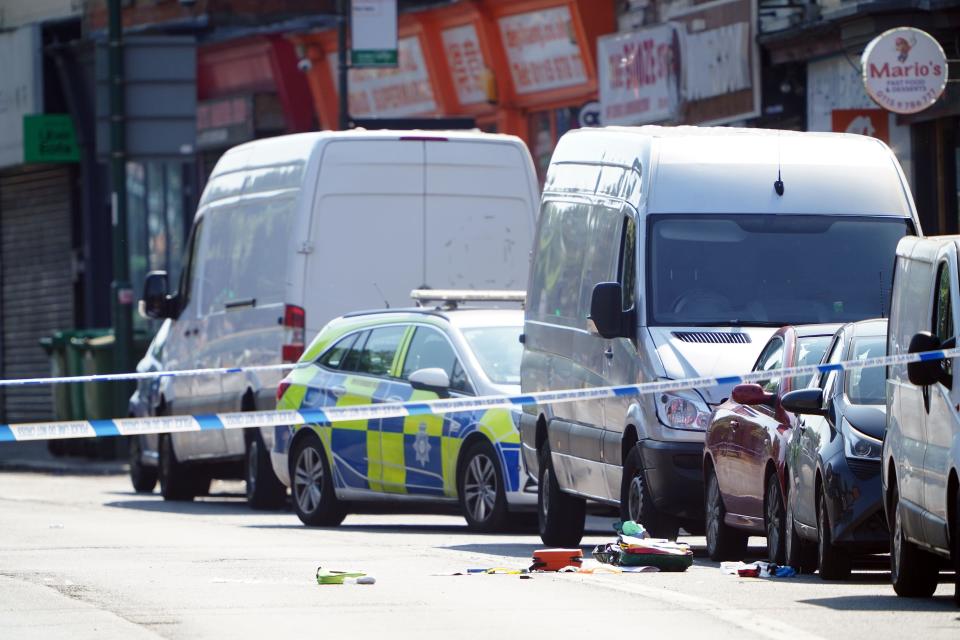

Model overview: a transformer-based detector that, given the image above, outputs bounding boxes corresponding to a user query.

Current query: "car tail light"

[276,381,291,402]
[282,304,305,363]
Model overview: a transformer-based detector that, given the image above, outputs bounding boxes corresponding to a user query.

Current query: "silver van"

[884,235,959,602]
[521,125,920,546]
[134,130,540,507]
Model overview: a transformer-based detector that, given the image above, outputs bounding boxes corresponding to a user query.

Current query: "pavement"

[0,471,958,640]
[0,440,127,475]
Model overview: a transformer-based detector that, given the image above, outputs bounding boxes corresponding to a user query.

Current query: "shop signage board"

[498,6,588,95]
[351,0,399,67]
[332,36,437,117]
[22,114,80,163]
[861,27,947,115]
[0,25,42,168]
[597,24,681,126]
[662,0,759,125]
[831,108,890,143]
[442,24,489,106]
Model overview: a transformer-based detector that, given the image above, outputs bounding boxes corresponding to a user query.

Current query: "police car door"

[330,325,407,493]
[392,325,466,497]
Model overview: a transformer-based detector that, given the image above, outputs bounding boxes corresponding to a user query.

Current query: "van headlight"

[842,418,882,460]
[657,391,711,430]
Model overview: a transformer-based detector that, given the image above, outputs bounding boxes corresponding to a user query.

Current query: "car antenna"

[774,131,785,196]
[373,282,390,309]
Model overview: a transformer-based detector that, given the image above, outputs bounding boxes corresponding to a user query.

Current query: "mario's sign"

[861,27,947,115]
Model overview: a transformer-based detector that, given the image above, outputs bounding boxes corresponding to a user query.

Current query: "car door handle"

[604,346,614,359]
[331,386,347,399]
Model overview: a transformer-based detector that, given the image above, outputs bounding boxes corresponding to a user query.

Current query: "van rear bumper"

[638,438,705,522]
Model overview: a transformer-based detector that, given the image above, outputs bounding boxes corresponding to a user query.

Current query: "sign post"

[861,27,948,115]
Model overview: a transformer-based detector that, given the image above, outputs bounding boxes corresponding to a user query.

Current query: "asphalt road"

[1,471,958,639]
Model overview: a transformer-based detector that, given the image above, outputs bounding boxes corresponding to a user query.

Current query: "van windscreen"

[647,214,910,326]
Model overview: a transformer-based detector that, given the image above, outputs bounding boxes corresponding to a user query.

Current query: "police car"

[272,290,535,531]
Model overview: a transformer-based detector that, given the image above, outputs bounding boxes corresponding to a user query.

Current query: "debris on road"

[720,561,797,578]
[530,548,583,572]
[591,521,694,572]
[316,567,374,585]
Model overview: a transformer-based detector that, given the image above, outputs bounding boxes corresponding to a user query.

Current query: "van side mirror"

[780,388,826,416]
[140,271,173,319]
[409,368,451,398]
[731,383,775,406]
[589,282,635,340]
[907,331,946,387]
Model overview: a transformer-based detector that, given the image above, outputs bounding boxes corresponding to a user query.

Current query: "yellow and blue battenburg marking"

[276,365,522,498]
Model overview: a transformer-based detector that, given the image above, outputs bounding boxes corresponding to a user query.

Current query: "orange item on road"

[530,548,584,572]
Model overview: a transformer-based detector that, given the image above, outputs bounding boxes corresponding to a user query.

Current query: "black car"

[780,319,888,579]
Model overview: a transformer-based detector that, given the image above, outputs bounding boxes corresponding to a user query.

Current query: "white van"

[521,125,920,546]
[884,235,959,602]
[136,130,540,507]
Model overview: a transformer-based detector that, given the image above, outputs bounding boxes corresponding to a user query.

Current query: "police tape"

[0,362,306,388]
[0,345,957,443]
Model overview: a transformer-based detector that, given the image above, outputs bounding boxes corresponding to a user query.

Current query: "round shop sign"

[861,27,947,115]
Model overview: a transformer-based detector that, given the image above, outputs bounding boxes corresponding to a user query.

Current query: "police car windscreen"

[647,214,910,326]
[461,326,522,385]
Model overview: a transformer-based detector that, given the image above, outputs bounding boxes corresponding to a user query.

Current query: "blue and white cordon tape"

[0,346,957,443]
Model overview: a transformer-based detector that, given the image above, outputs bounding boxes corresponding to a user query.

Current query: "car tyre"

[765,473,787,565]
[129,436,158,494]
[889,483,939,597]
[953,489,959,607]
[290,433,346,527]
[817,489,851,580]
[785,484,817,573]
[621,447,679,539]
[705,469,749,561]
[159,434,202,501]
[537,445,585,547]
[458,439,509,532]
[246,432,287,510]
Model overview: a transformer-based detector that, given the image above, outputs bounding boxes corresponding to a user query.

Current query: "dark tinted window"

[754,338,784,394]
[318,333,359,369]
[648,215,910,326]
[846,336,887,404]
[933,263,954,382]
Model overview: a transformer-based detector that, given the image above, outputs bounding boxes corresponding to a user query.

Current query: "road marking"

[587,574,826,640]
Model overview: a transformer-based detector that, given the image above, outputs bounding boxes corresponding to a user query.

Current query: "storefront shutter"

[0,165,75,422]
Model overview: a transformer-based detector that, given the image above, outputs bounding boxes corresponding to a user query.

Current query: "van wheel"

[952,490,959,607]
[290,434,346,527]
[785,485,817,573]
[765,474,787,565]
[621,447,679,539]
[537,445,585,547]
[817,490,851,580]
[246,432,287,510]
[129,436,157,494]
[458,439,508,532]
[159,434,202,501]
[705,469,748,561]
[890,483,938,597]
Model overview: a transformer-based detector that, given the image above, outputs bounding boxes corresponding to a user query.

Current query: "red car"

[703,324,838,562]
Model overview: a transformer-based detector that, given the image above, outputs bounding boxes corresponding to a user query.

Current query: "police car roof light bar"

[410,289,526,309]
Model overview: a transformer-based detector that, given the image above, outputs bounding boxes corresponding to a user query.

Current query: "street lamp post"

[337,0,350,130]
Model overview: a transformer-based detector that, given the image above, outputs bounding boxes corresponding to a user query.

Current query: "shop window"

[529,106,581,183]
[127,161,192,330]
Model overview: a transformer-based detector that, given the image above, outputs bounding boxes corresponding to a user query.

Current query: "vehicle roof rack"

[410,289,526,310]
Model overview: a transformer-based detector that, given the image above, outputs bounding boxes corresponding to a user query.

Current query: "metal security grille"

[672,331,752,344]
[0,165,75,422]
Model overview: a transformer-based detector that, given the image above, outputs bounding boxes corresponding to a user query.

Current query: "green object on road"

[618,520,648,537]
[316,567,367,585]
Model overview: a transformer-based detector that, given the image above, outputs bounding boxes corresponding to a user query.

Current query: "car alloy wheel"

[628,476,644,523]
[246,439,259,497]
[765,474,786,565]
[889,483,937,596]
[294,445,324,515]
[463,453,497,523]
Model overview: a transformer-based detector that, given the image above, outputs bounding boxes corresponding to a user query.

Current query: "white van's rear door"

[423,140,536,290]
[306,139,425,327]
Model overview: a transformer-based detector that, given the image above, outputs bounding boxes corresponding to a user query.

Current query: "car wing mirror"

[907,331,947,387]
[731,383,775,406]
[140,271,174,319]
[589,282,635,340]
[780,388,826,416]
[408,367,451,398]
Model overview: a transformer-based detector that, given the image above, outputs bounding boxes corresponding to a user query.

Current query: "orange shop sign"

[831,108,889,143]
[330,35,437,117]
[442,23,488,106]
[497,5,588,95]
